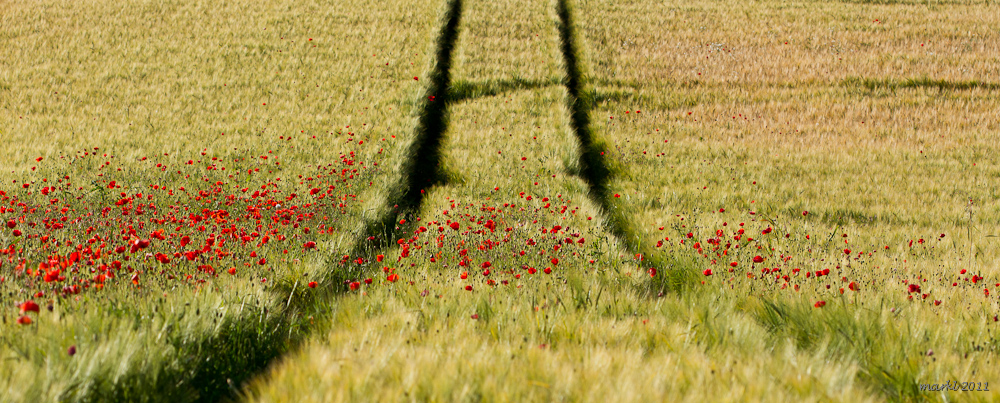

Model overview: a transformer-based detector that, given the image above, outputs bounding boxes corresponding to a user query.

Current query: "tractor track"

[555,0,695,293]
[192,1,466,401]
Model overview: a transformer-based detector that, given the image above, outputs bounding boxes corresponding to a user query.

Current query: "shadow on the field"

[449,76,561,103]
[590,87,647,105]
[556,0,699,294]
[222,0,467,401]
[844,76,1000,92]
[591,77,643,90]
[351,0,463,259]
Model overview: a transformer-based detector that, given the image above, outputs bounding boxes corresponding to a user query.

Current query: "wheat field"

[2,0,999,401]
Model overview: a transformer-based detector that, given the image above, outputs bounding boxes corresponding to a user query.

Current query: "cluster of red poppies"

[4,134,389,325]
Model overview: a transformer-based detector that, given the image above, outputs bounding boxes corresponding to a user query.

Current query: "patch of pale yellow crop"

[249,273,882,403]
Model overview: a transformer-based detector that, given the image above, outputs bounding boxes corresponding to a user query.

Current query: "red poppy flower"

[20,301,40,313]
[908,284,921,293]
[387,273,399,282]
[753,256,764,263]
[814,300,826,308]
[449,222,460,230]
[308,281,317,288]
[17,316,32,325]
[703,269,713,276]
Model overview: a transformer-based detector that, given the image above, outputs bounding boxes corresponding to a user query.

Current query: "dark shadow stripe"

[449,76,561,103]
[181,1,465,401]
[555,0,697,293]
[398,0,463,209]
[347,0,462,259]
[844,76,1000,92]
[279,0,464,322]
[277,0,464,330]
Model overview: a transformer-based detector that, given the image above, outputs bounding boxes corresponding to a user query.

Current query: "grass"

[251,0,1000,402]
[3,0,1000,401]
[1,0,441,400]
[575,0,1000,399]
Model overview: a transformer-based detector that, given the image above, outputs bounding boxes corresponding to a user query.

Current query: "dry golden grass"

[575,0,1000,284]
[577,0,1000,225]
[577,0,1000,399]
[1,0,433,179]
